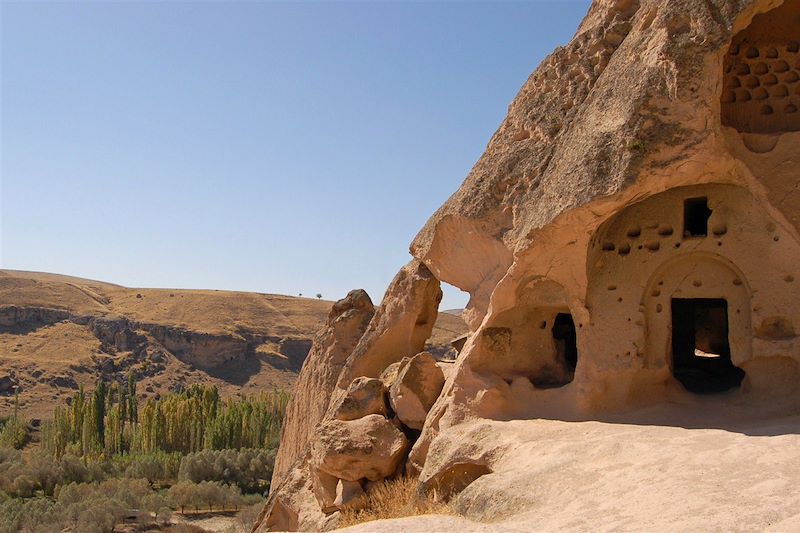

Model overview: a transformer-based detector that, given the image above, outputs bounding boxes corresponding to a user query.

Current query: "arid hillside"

[0,270,467,420]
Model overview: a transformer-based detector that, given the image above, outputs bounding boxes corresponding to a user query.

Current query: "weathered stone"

[389,352,445,430]
[310,414,409,482]
[379,361,402,389]
[257,461,328,533]
[334,479,366,510]
[271,289,375,487]
[331,377,387,421]
[310,468,339,514]
[336,260,442,386]
[423,462,492,503]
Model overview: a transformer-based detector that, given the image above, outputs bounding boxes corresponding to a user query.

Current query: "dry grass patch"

[338,476,453,528]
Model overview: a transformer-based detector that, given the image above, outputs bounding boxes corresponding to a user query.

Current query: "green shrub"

[0,417,29,449]
[178,448,275,493]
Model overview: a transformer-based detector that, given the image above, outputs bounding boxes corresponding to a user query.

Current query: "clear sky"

[1,0,590,310]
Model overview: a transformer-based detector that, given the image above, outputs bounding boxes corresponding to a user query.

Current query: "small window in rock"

[684,197,712,237]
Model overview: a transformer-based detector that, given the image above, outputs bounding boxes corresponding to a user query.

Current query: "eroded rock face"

[336,259,443,386]
[271,290,375,487]
[331,377,388,421]
[258,267,441,531]
[379,361,402,389]
[310,414,409,482]
[404,0,800,493]
[389,352,445,430]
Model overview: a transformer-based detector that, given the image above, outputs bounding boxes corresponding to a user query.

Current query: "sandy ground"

[342,412,800,532]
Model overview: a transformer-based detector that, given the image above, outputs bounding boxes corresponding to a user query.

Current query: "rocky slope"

[0,270,467,420]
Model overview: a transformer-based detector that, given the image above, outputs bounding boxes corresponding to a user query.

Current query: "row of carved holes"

[729,42,799,57]
[725,61,800,77]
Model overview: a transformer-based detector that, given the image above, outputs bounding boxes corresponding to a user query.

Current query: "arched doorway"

[643,253,752,393]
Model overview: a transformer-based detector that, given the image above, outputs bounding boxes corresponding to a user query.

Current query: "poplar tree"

[128,373,138,423]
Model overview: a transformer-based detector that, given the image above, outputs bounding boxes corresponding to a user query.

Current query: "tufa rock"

[336,259,442,386]
[258,0,800,530]
[310,414,409,482]
[379,361,402,389]
[331,377,388,421]
[271,289,374,488]
[389,352,446,430]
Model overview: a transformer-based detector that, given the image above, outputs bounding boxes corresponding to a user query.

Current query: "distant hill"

[0,270,467,419]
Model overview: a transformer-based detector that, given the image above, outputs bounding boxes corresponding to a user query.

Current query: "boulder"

[311,414,409,482]
[331,377,388,421]
[389,352,445,430]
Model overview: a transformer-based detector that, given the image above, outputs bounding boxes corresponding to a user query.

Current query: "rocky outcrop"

[270,290,375,488]
[336,260,442,386]
[257,262,444,531]
[0,304,315,371]
[0,306,70,332]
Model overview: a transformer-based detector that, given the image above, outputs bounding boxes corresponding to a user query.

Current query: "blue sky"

[1,0,590,309]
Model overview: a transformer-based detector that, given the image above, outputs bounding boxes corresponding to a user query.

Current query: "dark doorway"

[552,313,578,373]
[671,298,745,393]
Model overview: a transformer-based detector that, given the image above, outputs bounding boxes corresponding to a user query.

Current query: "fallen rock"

[311,414,409,482]
[389,352,445,430]
[331,377,388,421]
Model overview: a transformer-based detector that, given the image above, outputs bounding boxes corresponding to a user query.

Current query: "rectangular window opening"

[684,197,712,237]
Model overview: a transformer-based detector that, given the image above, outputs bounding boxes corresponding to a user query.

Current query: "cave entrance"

[552,312,577,375]
[671,298,745,394]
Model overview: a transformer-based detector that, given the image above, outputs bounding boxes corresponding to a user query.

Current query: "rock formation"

[255,0,800,530]
[270,290,375,486]
[258,261,444,531]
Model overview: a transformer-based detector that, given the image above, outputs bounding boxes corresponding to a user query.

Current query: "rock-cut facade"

[254,1,800,530]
